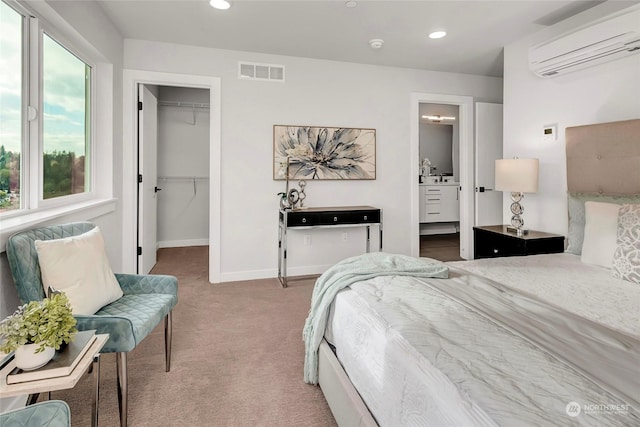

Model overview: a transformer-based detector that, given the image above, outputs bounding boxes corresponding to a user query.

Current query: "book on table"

[7,330,97,384]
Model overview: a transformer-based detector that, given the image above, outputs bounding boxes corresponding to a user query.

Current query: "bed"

[305,119,640,426]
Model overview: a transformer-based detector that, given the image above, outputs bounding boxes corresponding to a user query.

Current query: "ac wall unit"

[529,7,640,78]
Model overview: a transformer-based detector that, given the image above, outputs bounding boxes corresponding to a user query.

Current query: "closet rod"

[158,176,208,181]
[158,100,210,109]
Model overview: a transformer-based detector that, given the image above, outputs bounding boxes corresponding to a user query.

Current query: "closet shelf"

[158,101,210,109]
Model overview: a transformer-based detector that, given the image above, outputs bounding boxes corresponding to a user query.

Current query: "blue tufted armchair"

[0,400,71,427]
[6,222,178,427]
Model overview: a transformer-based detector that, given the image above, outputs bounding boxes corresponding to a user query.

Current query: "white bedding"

[448,253,640,337]
[325,254,640,426]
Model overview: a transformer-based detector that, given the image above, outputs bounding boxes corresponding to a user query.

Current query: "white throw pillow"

[581,201,621,268]
[35,227,123,315]
[612,204,640,284]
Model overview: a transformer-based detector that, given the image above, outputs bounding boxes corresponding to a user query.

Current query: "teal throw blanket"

[303,252,449,384]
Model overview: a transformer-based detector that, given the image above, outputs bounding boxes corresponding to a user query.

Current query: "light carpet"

[46,246,337,426]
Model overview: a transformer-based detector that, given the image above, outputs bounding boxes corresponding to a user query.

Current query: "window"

[0,0,93,215]
[0,1,22,212]
[42,34,91,199]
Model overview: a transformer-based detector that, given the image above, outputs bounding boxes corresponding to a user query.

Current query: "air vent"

[238,62,285,82]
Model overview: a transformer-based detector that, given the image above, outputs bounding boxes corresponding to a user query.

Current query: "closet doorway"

[137,84,211,274]
[122,70,221,283]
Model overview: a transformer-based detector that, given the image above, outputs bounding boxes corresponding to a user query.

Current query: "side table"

[474,225,565,259]
[0,333,109,427]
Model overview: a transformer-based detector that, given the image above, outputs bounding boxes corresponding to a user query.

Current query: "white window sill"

[0,198,117,252]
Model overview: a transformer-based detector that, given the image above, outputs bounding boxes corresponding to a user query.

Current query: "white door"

[475,102,503,226]
[138,85,159,274]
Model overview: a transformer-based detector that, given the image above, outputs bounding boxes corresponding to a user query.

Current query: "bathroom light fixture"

[422,115,456,121]
[210,0,231,10]
[429,31,447,39]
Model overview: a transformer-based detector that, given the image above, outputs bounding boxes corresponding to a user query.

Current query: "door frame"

[474,102,503,227]
[123,70,222,283]
[410,92,474,260]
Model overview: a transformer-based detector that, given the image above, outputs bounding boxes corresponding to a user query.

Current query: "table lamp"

[495,158,539,236]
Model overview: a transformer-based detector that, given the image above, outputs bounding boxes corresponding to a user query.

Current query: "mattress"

[325,254,640,426]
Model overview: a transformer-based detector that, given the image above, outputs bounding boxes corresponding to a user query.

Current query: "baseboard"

[219,264,332,283]
[158,239,209,248]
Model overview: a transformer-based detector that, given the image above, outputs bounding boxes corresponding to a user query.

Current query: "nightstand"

[473,225,564,259]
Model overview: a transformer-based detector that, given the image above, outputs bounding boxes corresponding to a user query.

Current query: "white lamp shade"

[495,158,539,193]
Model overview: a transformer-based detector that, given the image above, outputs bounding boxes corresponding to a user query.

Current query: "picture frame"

[273,125,376,180]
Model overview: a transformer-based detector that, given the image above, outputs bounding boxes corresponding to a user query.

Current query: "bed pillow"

[612,204,640,284]
[35,226,123,315]
[581,201,621,268]
[566,193,640,255]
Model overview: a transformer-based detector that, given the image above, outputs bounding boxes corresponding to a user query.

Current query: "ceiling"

[96,0,608,77]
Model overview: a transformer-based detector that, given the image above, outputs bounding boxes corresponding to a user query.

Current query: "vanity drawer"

[424,187,442,197]
[420,185,459,223]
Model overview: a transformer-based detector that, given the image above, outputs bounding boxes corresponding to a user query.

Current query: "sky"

[0,1,88,156]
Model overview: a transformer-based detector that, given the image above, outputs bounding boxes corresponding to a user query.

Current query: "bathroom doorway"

[418,103,463,261]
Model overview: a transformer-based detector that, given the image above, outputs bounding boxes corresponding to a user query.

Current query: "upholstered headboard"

[566,119,640,195]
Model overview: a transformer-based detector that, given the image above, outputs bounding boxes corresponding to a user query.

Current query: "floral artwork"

[273,125,376,180]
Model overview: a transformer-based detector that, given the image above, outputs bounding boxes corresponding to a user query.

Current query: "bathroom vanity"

[419,178,460,223]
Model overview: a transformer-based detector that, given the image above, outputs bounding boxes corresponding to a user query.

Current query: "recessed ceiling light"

[429,31,447,39]
[210,0,231,10]
[345,1,358,8]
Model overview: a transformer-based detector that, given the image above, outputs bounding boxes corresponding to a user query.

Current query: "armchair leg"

[116,352,128,427]
[165,311,172,372]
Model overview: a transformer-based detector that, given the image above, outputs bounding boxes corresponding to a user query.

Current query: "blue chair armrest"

[115,273,178,296]
[75,315,137,353]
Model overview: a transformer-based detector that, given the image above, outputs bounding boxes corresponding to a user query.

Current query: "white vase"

[14,344,55,371]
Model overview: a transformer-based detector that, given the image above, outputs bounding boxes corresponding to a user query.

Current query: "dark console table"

[278,206,383,287]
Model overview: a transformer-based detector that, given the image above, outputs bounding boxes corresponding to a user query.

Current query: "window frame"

[36,24,96,209]
[0,0,115,252]
[1,0,98,218]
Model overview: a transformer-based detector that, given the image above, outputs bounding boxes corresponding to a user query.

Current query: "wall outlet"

[342,232,348,241]
[304,235,312,246]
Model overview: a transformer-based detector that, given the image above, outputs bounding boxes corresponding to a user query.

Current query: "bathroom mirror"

[418,103,459,179]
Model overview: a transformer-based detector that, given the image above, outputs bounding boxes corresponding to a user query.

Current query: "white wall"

[124,40,502,280]
[157,86,210,247]
[503,3,640,236]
